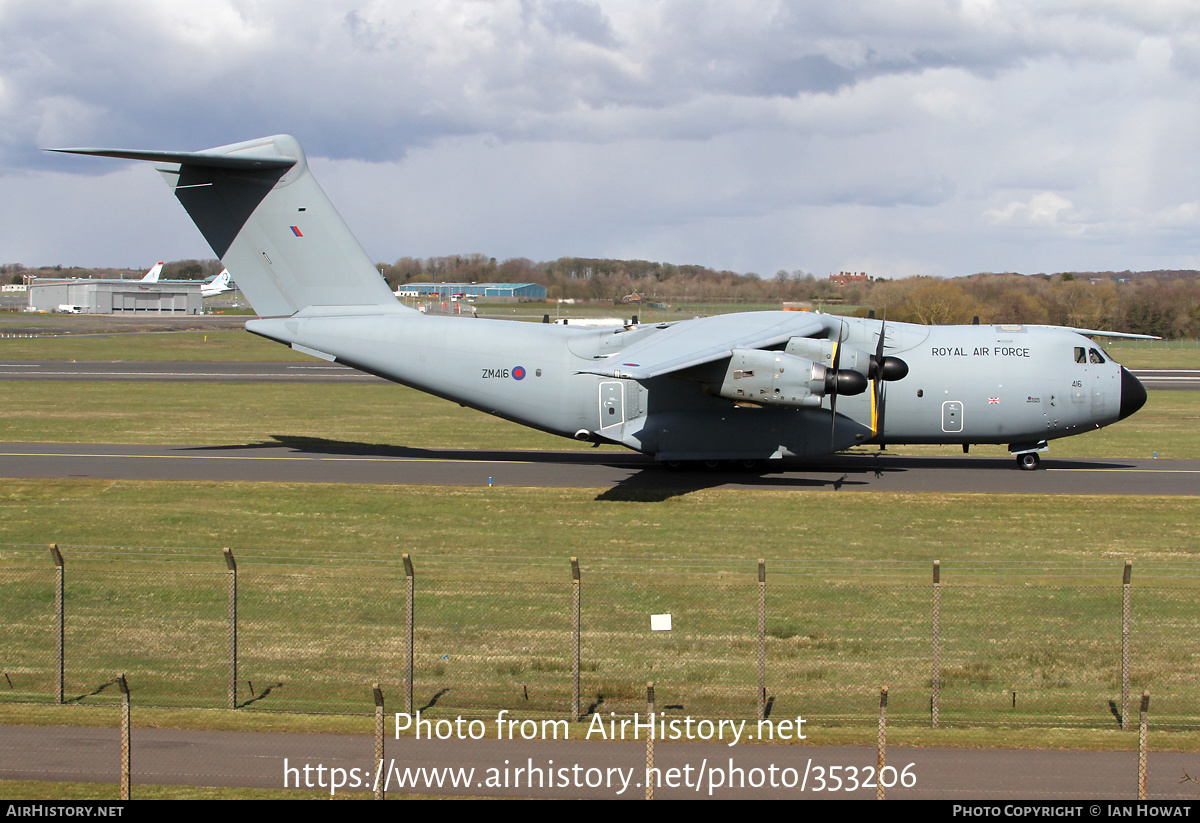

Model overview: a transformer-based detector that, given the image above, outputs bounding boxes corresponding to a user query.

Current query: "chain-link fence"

[3,547,1199,730]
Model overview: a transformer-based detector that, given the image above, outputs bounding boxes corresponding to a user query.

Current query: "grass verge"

[0,330,307,362]
[0,780,388,800]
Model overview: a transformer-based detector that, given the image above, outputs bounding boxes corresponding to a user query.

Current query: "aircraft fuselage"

[248,311,1145,463]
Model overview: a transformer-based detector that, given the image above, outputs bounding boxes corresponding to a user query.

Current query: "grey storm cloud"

[5,0,1200,278]
[3,0,1177,166]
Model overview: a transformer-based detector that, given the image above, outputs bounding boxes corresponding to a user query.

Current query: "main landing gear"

[1009,440,1048,471]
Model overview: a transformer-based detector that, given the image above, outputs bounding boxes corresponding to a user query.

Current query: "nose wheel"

[1017,452,1041,471]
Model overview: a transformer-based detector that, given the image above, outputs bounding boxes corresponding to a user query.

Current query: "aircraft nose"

[1119,366,1147,420]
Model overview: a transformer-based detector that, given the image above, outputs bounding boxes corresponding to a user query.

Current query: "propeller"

[867,311,909,440]
[872,314,886,440]
[828,320,843,446]
[825,315,906,449]
[826,320,868,446]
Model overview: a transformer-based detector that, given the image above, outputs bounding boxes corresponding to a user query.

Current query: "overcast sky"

[4,0,1200,278]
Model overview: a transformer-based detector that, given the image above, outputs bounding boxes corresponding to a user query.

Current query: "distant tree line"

[8,256,1200,338]
[864,271,1200,339]
[381,256,1200,338]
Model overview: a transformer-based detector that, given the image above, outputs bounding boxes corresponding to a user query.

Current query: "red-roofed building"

[829,271,872,286]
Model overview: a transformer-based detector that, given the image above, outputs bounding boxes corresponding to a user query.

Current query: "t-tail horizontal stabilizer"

[48,135,406,318]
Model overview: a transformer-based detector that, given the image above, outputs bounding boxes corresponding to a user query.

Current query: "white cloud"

[986,193,1076,227]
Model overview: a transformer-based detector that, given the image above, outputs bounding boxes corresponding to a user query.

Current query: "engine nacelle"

[785,335,907,383]
[715,349,829,408]
[785,336,868,371]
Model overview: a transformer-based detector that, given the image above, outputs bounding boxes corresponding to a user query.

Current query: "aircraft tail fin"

[141,262,163,283]
[49,135,404,317]
[201,269,232,297]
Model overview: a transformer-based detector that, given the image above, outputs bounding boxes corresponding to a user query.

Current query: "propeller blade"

[830,320,844,446]
[868,308,909,382]
[873,312,887,438]
[875,310,887,369]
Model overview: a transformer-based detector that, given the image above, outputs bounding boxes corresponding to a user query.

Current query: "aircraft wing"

[1034,325,1161,340]
[577,311,831,379]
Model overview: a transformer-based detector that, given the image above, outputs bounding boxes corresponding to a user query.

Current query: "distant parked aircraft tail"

[200,269,233,298]
[49,135,404,317]
[140,261,163,283]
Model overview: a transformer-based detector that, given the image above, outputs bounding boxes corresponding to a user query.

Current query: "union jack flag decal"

[988,397,1000,404]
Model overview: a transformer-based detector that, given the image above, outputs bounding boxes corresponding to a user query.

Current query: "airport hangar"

[395,282,547,300]
[27,278,203,315]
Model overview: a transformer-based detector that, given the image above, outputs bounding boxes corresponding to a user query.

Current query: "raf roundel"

[512,366,526,381]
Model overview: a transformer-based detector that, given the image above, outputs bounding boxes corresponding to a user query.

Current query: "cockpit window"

[1089,348,1106,364]
[1074,347,1086,364]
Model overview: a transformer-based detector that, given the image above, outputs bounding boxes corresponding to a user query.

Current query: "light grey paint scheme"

[54,135,1147,464]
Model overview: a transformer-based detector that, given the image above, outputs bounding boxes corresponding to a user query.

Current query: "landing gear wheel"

[1017,452,1041,471]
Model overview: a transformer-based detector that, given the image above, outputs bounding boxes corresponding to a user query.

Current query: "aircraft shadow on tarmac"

[189,435,1138,470]
[184,434,650,467]
[182,436,1140,502]
[595,452,1142,501]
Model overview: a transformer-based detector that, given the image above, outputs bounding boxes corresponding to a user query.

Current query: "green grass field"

[5,481,1200,564]
[0,329,309,361]
[2,482,1199,729]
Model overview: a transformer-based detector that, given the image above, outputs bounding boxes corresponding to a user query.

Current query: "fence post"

[51,545,64,705]
[931,560,940,728]
[877,686,888,800]
[757,559,766,721]
[118,673,131,801]
[1122,560,1132,730]
[373,684,385,800]
[645,682,655,801]
[571,557,581,721]
[224,548,237,710]
[403,554,415,715]
[1138,691,1150,800]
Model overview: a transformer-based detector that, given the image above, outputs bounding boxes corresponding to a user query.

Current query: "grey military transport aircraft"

[52,135,1149,470]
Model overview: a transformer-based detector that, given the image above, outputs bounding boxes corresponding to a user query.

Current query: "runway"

[1,442,1198,494]
[3,724,1198,800]
[0,360,1195,388]
[1133,369,1200,390]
